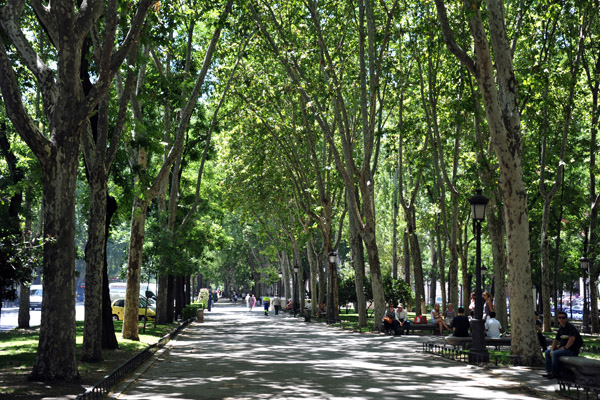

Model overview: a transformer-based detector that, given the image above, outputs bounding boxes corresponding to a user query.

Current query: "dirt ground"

[0,347,139,400]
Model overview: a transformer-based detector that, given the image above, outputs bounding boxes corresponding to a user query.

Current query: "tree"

[0,0,156,380]
[435,0,542,365]
[122,1,232,339]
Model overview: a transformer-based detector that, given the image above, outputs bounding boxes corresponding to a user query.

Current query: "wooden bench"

[560,357,600,388]
[444,335,512,349]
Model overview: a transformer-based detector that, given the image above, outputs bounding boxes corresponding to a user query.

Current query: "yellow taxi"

[111,297,156,321]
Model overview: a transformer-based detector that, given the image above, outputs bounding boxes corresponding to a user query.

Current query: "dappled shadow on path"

[116,305,545,399]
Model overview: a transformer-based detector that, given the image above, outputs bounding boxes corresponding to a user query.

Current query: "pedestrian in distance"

[272,295,282,315]
[543,311,584,379]
[263,294,271,316]
[248,294,255,312]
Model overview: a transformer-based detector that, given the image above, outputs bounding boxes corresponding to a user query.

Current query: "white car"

[29,285,43,310]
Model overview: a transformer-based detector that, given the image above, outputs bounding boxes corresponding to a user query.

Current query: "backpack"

[414,315,427,324]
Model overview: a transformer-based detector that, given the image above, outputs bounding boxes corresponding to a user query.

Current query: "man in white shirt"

[485,311,502,338]
[395,305,411,335]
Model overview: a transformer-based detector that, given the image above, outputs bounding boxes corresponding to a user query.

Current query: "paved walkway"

[109,302,561,400]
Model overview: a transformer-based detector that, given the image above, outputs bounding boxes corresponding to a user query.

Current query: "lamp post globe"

[468,189,489,363]
[580,257,590,333]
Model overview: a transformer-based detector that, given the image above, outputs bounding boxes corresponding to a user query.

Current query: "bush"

[182,303,203,320]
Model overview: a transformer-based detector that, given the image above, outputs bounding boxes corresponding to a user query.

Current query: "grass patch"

[0,320,182,398]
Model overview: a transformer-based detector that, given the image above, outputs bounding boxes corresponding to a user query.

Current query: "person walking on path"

[263,295,271,316]
[272,295,281,315]
[248,294,255,312]
[543,311,584,379]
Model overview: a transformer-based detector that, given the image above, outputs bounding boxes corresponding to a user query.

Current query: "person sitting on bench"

[485,311,502,338]
[543,311,584,379]
[452,307,470,337]
[395,304,410,335]
[431,303,450,334]
[382,303,400,335]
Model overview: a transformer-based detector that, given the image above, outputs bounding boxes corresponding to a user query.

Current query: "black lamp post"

[293,264,299,317]
[277,270,282,297]
[580,257,590,333]
[481,264,487,292]
[469,189,489,363]
[328,250,337,324]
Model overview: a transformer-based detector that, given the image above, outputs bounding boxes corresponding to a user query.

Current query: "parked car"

[111,297,156,321]
[29,285,43,310]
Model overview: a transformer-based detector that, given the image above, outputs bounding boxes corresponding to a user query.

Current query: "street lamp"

[481,264,487,292]
[293,264,299,317]
[277,270,282,297]
[580,257,590,333]
[328,250,337,324]
[469,189,489,364]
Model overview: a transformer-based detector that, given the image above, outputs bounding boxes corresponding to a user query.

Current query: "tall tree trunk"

[583,39,600,333]
[123,199,149,340]
[32,149,80,380]
[102,195,119,349]
[436,0,542,365]
[167,275,175,321]
[306,240,318,316]
[348,188,367,327]
[430,234,438,307]
[487,199,508,329]
[82,161,107,361]
[403,231,410,285]
[392,169,399,280]
[18,192,33,329]
[471,77,508,329]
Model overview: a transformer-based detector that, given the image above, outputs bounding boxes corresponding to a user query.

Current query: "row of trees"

[0,0,598,380]
[216,0,599,368]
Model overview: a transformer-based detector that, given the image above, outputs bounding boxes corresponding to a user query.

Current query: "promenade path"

[110,302,561,400]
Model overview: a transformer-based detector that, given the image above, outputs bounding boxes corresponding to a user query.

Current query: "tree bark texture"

[123,199,149,340]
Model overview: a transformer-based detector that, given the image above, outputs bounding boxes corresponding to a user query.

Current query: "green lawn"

[0,320,180,397]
